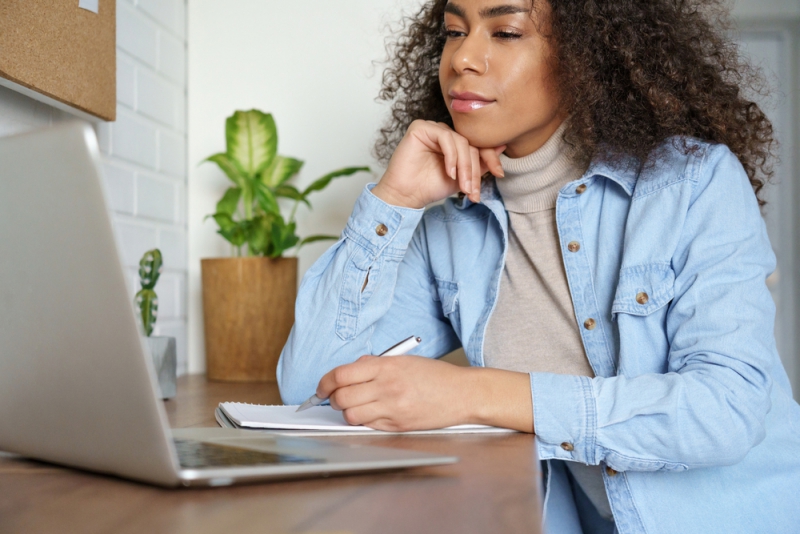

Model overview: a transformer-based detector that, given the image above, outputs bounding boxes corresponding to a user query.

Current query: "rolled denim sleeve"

[277,184,460,405]
[531,144,776,472]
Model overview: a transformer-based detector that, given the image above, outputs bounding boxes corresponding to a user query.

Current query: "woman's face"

[439,0,564,158]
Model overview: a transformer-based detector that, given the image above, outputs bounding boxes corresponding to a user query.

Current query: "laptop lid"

[0,123,460,488]
[0,122,181,486]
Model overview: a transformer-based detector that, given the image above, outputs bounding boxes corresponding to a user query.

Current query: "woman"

[278,0,800,532]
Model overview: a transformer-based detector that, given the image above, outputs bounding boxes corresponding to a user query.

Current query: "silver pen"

[295,335,422,412]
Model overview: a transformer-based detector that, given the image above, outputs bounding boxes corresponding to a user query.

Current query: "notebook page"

[219,402,503,432]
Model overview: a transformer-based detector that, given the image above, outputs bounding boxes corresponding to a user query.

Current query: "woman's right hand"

[372,120,506,209]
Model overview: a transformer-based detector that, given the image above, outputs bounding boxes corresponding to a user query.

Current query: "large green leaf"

[262,155,304,187]
[216,187,242,217]
[274,184,310,207]
[255,184,281,216]
[212,213,247,247]
[241,180,255,219]
[268,219,299,258]
[247,215,271,256]
[205,153,245,188]
[225,110,278,178]
[302,166,370,196]
[211,212,236,232]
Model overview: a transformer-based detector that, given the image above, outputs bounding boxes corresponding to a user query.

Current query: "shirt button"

[636,292,649,305]
[583,318,596,330]
[560,442,574,452]
[567,241,580,253]
[576,184,587,194]
[605,466,618,476]
[375,224,388,237]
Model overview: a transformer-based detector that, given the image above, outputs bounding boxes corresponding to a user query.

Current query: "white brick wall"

[0,0,189,375]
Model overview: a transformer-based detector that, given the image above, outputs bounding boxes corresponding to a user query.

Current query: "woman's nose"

[450,34,488,75]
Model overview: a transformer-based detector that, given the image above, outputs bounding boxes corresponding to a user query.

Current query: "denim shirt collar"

[583,156,640,197]
[455,153,640,218]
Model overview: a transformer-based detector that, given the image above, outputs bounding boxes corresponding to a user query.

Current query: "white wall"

[732,0,800,19]
[187,0,424,373]
[0,0,190,374]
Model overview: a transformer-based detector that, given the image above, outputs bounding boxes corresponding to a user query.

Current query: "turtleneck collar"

[495,120,586,213]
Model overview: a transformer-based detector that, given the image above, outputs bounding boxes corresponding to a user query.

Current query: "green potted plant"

[201,109,369,382]
[135,249,177,399]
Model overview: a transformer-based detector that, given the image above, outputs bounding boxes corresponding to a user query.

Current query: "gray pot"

[143,336,177,399]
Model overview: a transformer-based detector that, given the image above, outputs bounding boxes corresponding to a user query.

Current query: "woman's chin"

[451,125,506,149]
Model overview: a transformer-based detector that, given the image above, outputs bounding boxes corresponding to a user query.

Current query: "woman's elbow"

[690,392,771,468]
[276,343,306,405]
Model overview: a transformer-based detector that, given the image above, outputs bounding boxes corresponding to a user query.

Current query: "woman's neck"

[503,113,568,159]
[496,121,585,213]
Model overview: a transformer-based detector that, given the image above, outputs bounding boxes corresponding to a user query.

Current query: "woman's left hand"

[316,355,472,432]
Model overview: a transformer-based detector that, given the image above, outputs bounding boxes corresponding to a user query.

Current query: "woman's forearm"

[465,367,534,433]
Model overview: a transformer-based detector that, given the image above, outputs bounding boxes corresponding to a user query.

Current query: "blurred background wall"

[187,0,426,375]
[0,0,190,374]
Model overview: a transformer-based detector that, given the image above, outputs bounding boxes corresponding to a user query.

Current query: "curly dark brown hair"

[374,0,776,205]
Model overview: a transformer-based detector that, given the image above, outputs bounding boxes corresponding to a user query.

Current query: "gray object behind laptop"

[0,123,457,487]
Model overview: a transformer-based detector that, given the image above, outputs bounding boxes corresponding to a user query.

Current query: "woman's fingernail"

[450,167,457,180]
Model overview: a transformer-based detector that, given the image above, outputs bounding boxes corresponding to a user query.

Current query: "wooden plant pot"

[201,257,297,382]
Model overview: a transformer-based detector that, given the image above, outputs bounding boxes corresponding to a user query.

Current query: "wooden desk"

[0,375,543,534]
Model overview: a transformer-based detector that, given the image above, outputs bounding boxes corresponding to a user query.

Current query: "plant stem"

[289,200,300,224]
[244,181,254,220]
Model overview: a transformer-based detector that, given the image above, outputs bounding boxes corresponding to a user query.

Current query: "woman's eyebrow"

[444,3,530,19]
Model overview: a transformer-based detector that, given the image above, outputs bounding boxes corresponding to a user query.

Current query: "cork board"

[0,0,116,121]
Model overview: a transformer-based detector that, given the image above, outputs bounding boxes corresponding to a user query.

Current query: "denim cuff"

[531,372,598,465]
[343,183,425,258]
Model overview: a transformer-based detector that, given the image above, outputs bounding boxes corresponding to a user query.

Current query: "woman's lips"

[449,91,495,113]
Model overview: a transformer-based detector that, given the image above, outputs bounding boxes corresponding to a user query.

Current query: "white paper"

[219,402,509,433]
[78,0,99,14]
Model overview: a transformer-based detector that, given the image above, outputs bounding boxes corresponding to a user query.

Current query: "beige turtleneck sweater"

[484,121,593,377]
[483,121,614,521]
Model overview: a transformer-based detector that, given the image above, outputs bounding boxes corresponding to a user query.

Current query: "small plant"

[135,249,163,337]
[203,109,370,257]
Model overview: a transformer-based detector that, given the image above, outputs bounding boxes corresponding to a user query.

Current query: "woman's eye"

[444,29,466,39]
[495,31,522,40]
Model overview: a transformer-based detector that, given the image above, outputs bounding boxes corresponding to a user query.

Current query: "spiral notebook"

[216,402,515,436]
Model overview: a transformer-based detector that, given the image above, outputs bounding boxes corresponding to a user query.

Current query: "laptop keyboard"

[174,439,323,469]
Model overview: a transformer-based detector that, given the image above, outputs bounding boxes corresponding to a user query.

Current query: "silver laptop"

[0,122,457,487]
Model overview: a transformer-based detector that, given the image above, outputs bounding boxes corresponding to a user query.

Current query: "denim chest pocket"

[612,263,675,319]
[434,279,461,331]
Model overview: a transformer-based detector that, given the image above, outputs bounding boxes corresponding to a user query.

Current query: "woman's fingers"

[329,380,380,411]
[470,146,481,202]
[413,121,506,197]
[480,146,506,179]
[453,134,474,194]
[316,358,379,399]
[429,126,459,181]
[341,402,387,427]
[429,122,473,194]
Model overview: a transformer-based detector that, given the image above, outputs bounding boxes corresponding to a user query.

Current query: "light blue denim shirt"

[278,138,800,534]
